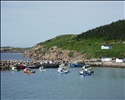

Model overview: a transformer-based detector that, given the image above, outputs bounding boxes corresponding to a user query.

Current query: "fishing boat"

[57,67,64,74]
[83,64,94,73]
[88,66,94,73]
[79,64,94,76]
[70,61,83,67]
[79,69,91,76]
[24,68,35,74]
[39,66,46,72]
[11,66,20,72]
[57,63,70,74]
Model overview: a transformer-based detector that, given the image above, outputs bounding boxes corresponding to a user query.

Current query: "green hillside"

[38,19,125,59]
[76,19,125,41]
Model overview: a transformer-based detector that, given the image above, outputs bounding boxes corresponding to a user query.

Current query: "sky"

[1,1,125,48]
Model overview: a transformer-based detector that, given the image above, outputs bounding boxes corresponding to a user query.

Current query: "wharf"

[0,60,60,70]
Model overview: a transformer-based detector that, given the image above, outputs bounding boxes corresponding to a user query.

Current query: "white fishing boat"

[11,66,20,72]
[39,66,46,72]
[57,67,64,74]
[79,69,91,76]
[57,63,70,74]
[63,68,70,74]
[83,65,94,73]
[79,64,94,75]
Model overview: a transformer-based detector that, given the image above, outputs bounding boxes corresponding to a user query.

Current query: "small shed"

[116,58,124,63]
[101,45,112,49]
[101,57,112,62]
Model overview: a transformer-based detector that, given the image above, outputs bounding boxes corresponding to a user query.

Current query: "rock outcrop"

[23,45,85,61]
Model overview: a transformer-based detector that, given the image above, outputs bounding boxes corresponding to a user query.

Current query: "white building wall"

[116,58,123,63]
[101,45,112,49]
[101,58,112,62]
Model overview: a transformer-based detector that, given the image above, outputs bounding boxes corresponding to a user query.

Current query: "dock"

[0,60,60,70]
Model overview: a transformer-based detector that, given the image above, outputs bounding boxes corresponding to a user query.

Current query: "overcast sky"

[1,1,125,47]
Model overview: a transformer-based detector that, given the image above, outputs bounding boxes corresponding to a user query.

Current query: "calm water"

[1,53,125,100]
[1,53,32,61]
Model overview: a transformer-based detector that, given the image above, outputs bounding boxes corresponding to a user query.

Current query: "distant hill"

[1,47,30,53]
[24,19,125,60]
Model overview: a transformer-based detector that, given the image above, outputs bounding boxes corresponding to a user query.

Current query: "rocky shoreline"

[23,45,85,61]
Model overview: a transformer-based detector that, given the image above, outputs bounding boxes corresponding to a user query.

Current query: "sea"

[1,53,125,100]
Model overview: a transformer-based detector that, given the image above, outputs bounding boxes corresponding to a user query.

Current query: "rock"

[23,45,84,61]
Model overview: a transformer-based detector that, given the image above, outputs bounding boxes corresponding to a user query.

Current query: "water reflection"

[79,75,85,80]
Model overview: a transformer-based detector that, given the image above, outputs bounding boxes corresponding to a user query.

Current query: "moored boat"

[24,68,35,74]
[57,63,70,74]
[79,70,91,76]
[11,66,20,72]
[57,67,64,74]
[63,67,70,74]
[82,65,94,73]
[79,64,94,76]
[39,66,46,72]
[70,61,83,67]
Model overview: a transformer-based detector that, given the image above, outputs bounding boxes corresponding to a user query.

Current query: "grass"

[37,34,125,59]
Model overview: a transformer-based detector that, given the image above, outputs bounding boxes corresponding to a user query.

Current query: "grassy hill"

[76,19,125,40]
[37,19,125,59]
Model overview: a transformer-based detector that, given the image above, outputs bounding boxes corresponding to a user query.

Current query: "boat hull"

[24,71,35,74]
[11,66,20,72]
[39,69,46,72]
[24,68,35,74]
[79,70,91,76]
[39,66,46,72]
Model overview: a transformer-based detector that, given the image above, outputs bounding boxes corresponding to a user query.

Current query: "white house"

[116,58,124,63]
[101,45,112,49]
[101,57,112,62]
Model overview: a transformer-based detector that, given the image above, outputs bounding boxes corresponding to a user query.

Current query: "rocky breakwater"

[23,45,85,61]
[85,59,125,68]
[101,61,125,68]
[0,60,60,70]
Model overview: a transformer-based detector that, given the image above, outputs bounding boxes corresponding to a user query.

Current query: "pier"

[0,60,60,70]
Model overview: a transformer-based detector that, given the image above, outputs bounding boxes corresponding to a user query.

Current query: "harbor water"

[1,53,125,100]
[1,53,32,61]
